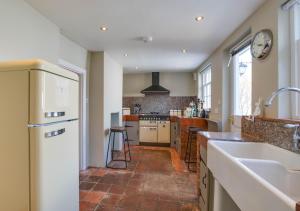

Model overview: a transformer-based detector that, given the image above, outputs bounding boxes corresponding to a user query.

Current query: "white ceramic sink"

[240,159,300,201]
[208,141,300,211]
[212,141,300,170]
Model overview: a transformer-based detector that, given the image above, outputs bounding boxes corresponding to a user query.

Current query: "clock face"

[251,29,273,60]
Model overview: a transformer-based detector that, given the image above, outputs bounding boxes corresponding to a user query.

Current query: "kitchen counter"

[123,114,139,121]
[172,117,208,160]
[170,116,207,122]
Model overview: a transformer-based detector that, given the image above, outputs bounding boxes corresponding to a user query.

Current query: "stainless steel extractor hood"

[141,72,170,95]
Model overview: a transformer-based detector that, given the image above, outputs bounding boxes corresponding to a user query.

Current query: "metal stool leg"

[122,131,128,168]
[111,132,115,161]
[105,131,112,167]
[125,130,131,161]
[188,133,193,170]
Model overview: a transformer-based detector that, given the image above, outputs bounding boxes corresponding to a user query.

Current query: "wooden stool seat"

[187,127,202,134]
[110,127,126,132]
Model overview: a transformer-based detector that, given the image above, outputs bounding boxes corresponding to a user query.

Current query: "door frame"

[58,59,88,170]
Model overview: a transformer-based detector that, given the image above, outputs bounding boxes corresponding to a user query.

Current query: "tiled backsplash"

[123,95,197,114]
[242,117,300,152]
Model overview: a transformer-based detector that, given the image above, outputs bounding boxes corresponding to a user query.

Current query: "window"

[233,45,252,116]
[290,3,300,119]
[198,66,212,109]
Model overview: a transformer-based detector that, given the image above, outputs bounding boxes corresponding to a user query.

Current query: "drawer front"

[30,71,79,124]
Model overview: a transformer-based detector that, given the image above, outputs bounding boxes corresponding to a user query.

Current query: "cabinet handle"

[202,173,207,189]
[45,112,65,118]
[45,128,65,138]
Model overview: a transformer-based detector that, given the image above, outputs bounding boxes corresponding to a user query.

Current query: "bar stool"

[105,126,131,169]
[184,126,202,171]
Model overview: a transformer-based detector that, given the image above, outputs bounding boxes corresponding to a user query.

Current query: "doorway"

[58,59,88,170]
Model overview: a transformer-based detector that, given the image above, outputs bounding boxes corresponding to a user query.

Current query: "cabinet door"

[158,121,170,143]
[170,122,177,147]
[199,195,207,211]
[200,160,209,210]
[139,127,158,143]
[125,121,139,145]
[200,146,207,164]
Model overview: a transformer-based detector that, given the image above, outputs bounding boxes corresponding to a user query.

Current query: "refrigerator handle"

[45,128,65,138]
[45,111,65,118]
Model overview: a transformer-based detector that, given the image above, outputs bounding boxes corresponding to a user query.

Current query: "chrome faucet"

[284,124,300,152]
[265,87,300,152]
[264,87,300,107]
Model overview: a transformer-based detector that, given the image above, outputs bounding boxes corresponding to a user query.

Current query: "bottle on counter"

[198,99,204,117]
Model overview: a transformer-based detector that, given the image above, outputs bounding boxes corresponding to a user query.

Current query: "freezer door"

[30,120,79,211]
[30,70,79,124]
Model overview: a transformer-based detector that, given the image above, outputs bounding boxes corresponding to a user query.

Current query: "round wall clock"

[251,29,273,60]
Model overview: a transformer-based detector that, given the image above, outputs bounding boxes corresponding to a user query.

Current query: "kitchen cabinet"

[177,117,208,159]
[197,134,214,211]
[157,121,170,143]
[123,120,139,145]
[170,121,178,148]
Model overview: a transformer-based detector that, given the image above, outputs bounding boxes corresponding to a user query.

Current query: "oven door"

[139,126,158,143]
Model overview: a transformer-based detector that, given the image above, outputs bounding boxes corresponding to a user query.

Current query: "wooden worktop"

[123,114,139,121]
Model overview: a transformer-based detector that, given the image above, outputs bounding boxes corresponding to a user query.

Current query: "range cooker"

[139,113,170,144]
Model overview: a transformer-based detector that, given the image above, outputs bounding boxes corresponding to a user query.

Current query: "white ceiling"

[25,0,265,73]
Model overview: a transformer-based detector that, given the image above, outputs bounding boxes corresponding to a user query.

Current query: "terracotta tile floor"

[80,146,199,211]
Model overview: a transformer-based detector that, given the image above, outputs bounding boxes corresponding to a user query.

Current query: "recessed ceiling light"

[195,16,204,22]
[182,49,187,53]
[124,53,128,57]
[100,26,108,31]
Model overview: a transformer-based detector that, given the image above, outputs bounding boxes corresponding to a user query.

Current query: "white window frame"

[290,3,300,119]
[198,65,212,110]
[232,45,252,116]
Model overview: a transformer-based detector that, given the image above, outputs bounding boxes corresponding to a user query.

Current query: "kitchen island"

[170,116,208,160]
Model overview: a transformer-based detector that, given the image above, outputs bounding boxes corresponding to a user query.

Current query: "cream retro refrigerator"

[0,60,80,211]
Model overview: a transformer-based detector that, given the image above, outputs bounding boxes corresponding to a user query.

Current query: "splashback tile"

[123,95,197,114]
[242,117,300,152]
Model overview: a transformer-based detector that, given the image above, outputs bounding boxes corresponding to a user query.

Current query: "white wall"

[123,72,196,97]
[0,0,88,70]
[0,0,60,63]
[89,52,123,167]
[59,34,88,69]
[89,52,104,167]
[196,0,289,130]
[103,53,123,165]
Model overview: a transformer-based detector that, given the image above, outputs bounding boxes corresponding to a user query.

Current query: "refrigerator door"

[0,71,30,211]
[30,120,79,211]
[30,70,79,124]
